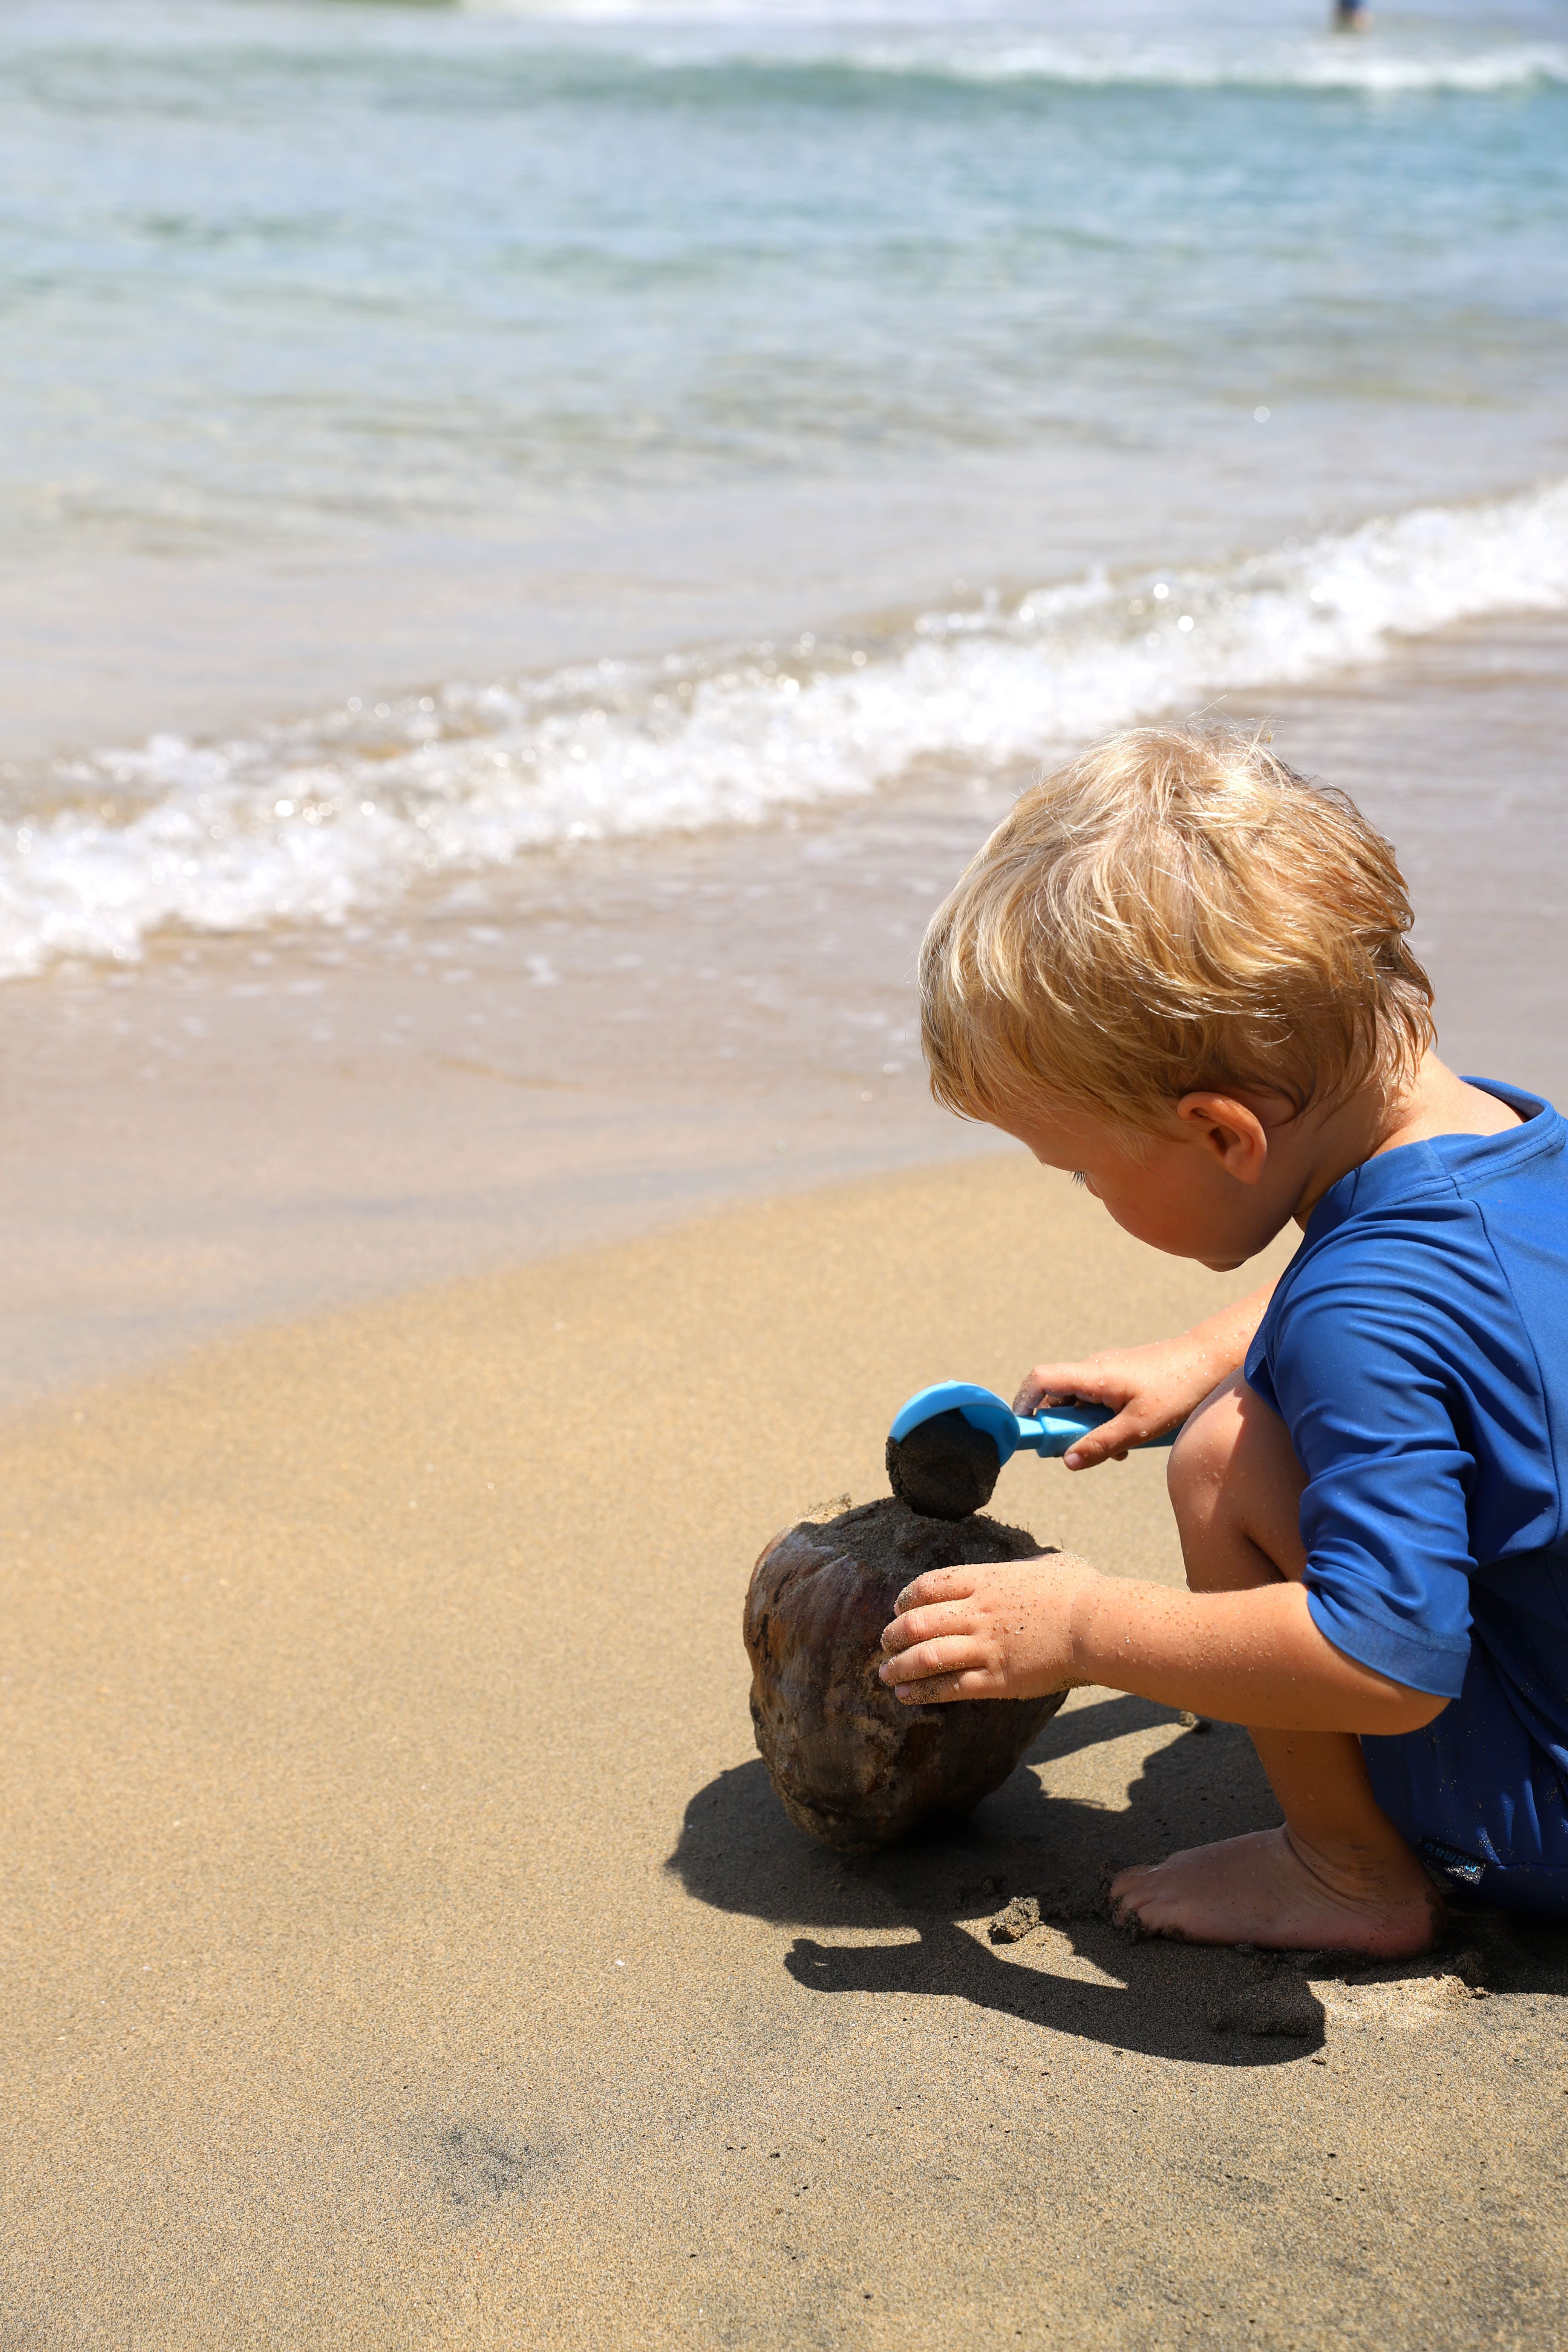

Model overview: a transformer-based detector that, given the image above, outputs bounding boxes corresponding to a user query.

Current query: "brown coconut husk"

[743,1496,1067,1853]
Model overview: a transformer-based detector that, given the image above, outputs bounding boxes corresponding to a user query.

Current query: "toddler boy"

[877,725,1568,1952]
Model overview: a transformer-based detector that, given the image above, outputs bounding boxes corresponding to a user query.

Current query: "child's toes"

[1103,1862,1160,1933]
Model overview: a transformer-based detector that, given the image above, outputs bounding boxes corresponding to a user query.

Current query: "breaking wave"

[453,7,1568,100]
[6,477,1567,978]
[831,38,1568,96]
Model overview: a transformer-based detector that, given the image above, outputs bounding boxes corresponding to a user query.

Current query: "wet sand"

[5,611,1566,1412]
[4,1153,1565,2349]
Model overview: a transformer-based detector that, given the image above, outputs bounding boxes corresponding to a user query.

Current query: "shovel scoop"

[885,1378,1176,1522]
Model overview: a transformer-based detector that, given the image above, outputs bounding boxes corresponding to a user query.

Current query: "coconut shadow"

[667,1695,1329,2066]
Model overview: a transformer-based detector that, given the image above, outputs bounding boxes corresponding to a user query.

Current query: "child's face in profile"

[988,1089,1302,1272]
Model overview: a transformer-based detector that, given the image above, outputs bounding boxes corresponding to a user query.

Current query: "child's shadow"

[666,1697,1327,2066]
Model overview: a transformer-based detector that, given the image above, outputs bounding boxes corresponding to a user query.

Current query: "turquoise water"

[3,0,1567,968]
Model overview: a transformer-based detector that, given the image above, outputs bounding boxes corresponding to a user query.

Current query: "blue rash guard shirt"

[1243,1080,1568,1914]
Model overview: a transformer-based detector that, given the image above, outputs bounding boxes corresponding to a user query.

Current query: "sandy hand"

[877,1554,1099,1704]
[1014,1335,1230,1469]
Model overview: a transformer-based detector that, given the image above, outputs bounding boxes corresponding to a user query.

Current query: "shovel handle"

[890,1378,1179,1464]
[1015,1400,1178,1458]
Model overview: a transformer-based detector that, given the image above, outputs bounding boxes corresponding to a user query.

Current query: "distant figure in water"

[1334,0,1372,28]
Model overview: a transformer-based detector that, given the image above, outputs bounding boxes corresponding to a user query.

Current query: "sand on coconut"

[885,1407,1002,1521]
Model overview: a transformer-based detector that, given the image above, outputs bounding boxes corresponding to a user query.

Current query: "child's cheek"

[1102,1187,1206,1257]
[1101,1186,1167,1242]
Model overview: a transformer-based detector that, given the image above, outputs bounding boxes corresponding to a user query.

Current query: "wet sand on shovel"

[2,1154,1565,2349]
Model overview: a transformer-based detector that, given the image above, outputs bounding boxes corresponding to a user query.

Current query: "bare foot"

[1107,1826,1444,1955]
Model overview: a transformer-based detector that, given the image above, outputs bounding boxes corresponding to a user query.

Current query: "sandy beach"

[7,4,1568,2338]
[5,1152,1565,2349]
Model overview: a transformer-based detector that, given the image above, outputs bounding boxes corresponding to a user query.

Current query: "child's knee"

[1168,1372,1309,1586]
[1166,1375,1247,1542]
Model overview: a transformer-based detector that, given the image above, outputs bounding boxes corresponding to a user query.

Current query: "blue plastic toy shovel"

[885,1377,1175,1521]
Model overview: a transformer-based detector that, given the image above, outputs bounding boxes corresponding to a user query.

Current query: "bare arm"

[878,1555,1446,1736]
[1068,1572,1443,1733]
[1015,1280,1277,1468]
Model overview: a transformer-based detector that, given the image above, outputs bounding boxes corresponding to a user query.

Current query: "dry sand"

[3,1153,1565,2349]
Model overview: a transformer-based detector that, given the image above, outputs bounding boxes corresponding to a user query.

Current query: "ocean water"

[4,0,1568,976]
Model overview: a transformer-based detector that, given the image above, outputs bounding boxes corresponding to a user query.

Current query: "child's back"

[1248,1078,1568,1907]
[876,724,1568,1945]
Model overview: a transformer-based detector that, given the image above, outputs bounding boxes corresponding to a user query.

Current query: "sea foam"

[6,478,1566,980]
[832,36,1568,96]
[458,5,1568,98]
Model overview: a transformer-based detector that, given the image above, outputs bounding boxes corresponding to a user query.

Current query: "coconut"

[743,1495,1066,1853]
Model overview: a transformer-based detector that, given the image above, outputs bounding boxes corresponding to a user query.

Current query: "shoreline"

[11,9,1568,2334]
[7,441,1565,773]
[4,1151,1561,2348]
[6,604,1566,1419]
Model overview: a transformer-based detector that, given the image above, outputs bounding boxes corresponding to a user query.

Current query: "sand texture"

[2,1154,1566,2349]
[885,1409,1005,1519]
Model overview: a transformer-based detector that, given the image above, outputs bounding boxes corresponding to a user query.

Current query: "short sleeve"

[1254,1279,1478,1698]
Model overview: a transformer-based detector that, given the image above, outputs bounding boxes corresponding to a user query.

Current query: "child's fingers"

[891,1667,1002,1706]
[877,1633,989,1688]
[893,1566,977,1614]
[879,1600,974,1655]
[1060,1412,1146,1470]
[1061,1404,1188,1468]
[1012,1361,1125,1416]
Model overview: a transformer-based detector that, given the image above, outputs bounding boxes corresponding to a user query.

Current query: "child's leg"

[1107,1374,1444,1954]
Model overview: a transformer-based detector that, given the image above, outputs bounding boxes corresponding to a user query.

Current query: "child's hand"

[1012,1338,1210,1467]
[877,1554,1100,1704]
[1012,1286,1276,1469]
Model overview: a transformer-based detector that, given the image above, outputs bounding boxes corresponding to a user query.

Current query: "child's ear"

[1174,1092,1270,1185]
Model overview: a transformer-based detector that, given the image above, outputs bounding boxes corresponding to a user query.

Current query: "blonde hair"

[920,724,1435,1137]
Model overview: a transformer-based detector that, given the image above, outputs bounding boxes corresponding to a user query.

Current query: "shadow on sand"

[669,1694,1568,2064]
[668,1695,1329,2066]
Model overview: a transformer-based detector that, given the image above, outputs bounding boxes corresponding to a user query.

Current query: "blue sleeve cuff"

[1306,1584,1470,1701]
